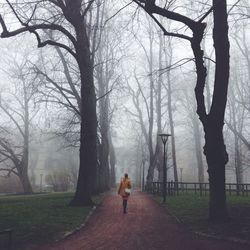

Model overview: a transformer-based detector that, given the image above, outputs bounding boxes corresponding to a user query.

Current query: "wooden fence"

[146,181,250,197]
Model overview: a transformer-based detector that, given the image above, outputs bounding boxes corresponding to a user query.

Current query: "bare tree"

[0,58,38,193]
[132,0,230,221]
[180,83,205,183]
[0,0,99,205]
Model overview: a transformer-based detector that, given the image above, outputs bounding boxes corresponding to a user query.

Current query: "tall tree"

[202,0,230,221]
[94,3,120,191]
[181,85,205,183]
[133,0,230,221]
[0,0,98,205]
[0,59,37,194]
[164,37,178,182]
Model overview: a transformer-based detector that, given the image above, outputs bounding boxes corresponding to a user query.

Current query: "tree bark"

[19,170,33,194]
[69,2,97,206]
[193,115,205,183]
[166,44,178,182]
[204,0,230,221]
[109,132,116,187]
[96,42,111,192]
[21,79,33,194]
[230,79,243,186]
[155,32,163,181]
[146,28,155,184]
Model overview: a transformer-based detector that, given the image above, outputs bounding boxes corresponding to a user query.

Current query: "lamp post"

[159,133,171,203]
[37,168,44,193]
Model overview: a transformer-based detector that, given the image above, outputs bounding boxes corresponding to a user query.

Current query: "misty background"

[0,0,249,194]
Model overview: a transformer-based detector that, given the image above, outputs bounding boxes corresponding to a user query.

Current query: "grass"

[0,192,101,250]
[156,193,250,242]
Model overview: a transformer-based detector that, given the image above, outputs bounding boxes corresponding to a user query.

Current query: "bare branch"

[82,0,95,17]
[0,103,25,137]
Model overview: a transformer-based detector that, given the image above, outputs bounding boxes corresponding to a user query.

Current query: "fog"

[0,0,249,195]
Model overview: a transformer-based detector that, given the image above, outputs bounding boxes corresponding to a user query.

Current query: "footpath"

[34,191,250,250]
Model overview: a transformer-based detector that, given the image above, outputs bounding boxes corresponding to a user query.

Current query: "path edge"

[57,205,97,241]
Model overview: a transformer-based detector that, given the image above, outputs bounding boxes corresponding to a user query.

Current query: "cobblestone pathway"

[35,191,249,250]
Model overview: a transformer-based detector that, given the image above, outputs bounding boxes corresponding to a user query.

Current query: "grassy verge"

[0,192,102,249]
[156,193,250,242]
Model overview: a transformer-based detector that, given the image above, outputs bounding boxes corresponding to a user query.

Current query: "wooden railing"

[145,181,250,197]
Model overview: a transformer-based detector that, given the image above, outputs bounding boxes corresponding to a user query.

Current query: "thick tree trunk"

[204,124,228,221]
[205,0,230,221]
[19,170,33,194]
[70,6,97,206]
[192,0,229,221]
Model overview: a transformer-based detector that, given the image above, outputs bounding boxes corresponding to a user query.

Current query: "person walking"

[118,173,132,214]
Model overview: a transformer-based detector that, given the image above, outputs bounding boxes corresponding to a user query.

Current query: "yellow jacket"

[118,178,132,197]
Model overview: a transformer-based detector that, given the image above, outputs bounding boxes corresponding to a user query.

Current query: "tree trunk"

[166,59,178,182]
[109,132,116,187]
[192,0,229,221]
[146,29,155,184]
[193,116,205,183]
[21,80,33,194]
[202,0,230,221]
[232,91,243,187]
[235,137,243,185]
[99,133,110,191]
[204,124,228,221]
[70,6,97,206]
[155,32,163,181]
[97,78,110,191]
[19,170,33,194]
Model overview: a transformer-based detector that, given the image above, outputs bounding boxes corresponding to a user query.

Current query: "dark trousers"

[123,199,128,213]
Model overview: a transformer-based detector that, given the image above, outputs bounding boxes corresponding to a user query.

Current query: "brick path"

[35,191,249,250]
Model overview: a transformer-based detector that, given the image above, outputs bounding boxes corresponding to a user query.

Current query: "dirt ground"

[32,191,250,250]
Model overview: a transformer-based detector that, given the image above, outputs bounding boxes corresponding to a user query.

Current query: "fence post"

[199,183,202,197]
[167,182,171,196]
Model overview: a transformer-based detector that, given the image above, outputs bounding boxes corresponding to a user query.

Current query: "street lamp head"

[158,133,171,144]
